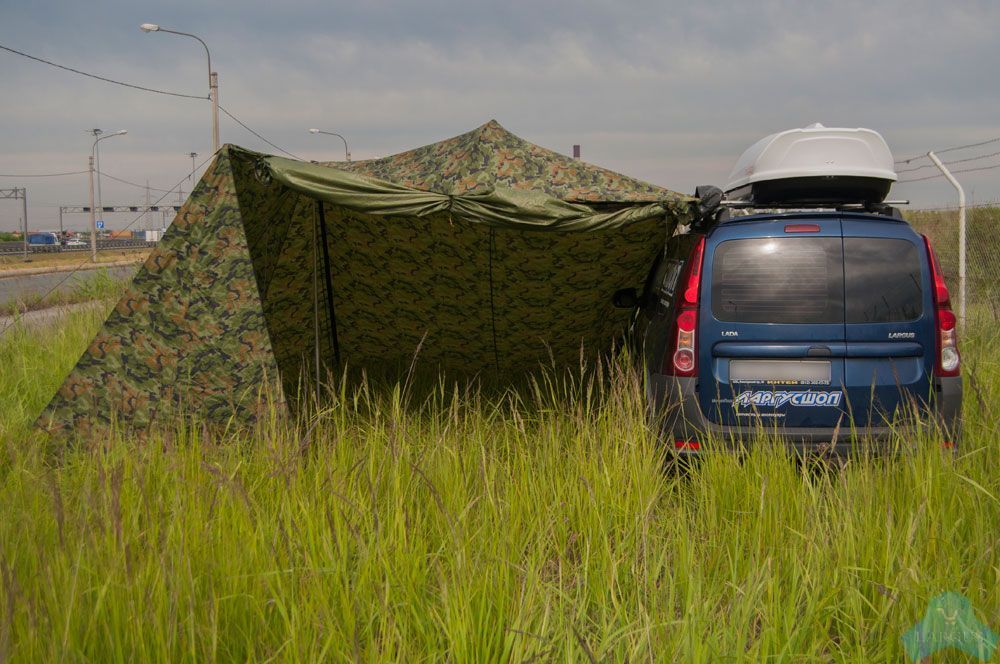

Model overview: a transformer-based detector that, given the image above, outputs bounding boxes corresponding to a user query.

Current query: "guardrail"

[0,239,156,255]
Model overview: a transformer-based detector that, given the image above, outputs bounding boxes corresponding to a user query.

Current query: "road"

[0,264,138,305]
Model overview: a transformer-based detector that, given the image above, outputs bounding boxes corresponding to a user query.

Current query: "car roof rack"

[720,199,909,210]
[691,185,908,230]
[721,199,907,220]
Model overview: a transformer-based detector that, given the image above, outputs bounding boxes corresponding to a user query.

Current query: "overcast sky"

[2,0,998,231]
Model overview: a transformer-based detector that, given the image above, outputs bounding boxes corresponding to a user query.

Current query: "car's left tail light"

[922,235,960,377]
[664,237,705,377]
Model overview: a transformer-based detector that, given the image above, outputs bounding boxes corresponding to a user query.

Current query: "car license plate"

[729,359,831,385]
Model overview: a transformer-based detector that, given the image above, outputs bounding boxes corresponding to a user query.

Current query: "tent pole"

[489,227,500,373]
[313,206,321,398]
[316,201,342,371]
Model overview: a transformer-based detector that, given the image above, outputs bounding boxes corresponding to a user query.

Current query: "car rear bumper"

[648,373,963,456]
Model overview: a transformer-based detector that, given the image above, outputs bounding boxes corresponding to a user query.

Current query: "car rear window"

[711,238,844,324]
[844,238,923,322]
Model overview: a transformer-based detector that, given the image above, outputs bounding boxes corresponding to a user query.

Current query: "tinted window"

[844,238,923,322]
[711,238,844,324]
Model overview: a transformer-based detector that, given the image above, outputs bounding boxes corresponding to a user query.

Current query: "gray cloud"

[2,0,998,231]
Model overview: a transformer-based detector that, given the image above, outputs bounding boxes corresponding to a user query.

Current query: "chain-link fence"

[906,204,1000,326]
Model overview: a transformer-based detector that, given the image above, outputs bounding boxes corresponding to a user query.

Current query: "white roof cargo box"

[725,123,897,205]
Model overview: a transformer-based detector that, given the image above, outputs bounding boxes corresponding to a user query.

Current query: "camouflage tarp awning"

[265,154,678,232]
[38,121,694,438]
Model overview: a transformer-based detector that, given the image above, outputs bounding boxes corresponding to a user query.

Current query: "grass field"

[0,268,131,317]
[0,297,997,662]
[0,248,150,272]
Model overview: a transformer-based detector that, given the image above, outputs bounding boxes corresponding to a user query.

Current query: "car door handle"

[807,345,833,357]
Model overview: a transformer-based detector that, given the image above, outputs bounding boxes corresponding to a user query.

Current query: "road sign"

[96,220,105,229]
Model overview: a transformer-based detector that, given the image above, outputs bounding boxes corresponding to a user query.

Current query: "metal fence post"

[927,151,966,329]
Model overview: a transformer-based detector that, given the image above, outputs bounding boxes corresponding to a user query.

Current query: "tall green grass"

[0,268,131,316]
[0,309,997,661]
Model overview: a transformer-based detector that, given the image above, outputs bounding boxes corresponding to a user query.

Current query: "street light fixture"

[86,128,127,219]
[308,128,351,162]
[140,22,220,152]
[88,129,127,261]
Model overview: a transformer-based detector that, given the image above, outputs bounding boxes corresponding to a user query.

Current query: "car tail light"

[664,237,705,377]
[674,439,700,450]
[922,235,960,377]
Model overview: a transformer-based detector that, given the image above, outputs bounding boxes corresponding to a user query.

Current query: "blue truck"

[27,232,60,245]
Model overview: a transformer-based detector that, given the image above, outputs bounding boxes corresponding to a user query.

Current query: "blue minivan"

[632,209,962,454]
[626,125,962,454]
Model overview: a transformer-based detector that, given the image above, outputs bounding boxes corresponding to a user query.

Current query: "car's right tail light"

[664,237,705,377]
[922,234,960,377]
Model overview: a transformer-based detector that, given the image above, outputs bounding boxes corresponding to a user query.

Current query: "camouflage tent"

[39,120,692,436]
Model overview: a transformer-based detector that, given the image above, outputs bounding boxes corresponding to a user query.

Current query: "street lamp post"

[141,23,219,152]
[86,129,104,219]
[88,129,127,261]
[188,152,198,181]
[308,128,351,162]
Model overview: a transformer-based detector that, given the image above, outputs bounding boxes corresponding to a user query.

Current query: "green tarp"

[38,120,693,437]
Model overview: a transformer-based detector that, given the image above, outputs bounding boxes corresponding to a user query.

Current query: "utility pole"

[211,72,220,152]
[145,181,151,231]
[21,188,28,259]
[0,188,29,258]
[927,151,966,329]
[87,128,126,259]
[87,128,104,224]
[58,206,64,246]
[88,155,97,262]
[140,24,220,152]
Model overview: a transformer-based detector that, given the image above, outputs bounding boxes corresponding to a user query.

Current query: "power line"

[897,161,1000,183]
[98,171,177,193]
[2,170,198,194]
[896,149,1000,174]
[0,43,208,100]
[933,135,1000,156]
[1,169,192,191]
[895,135,1000,165]
[907,201,1000,211]
[218,105,303,160]
[3,169,196,193]
[0,170,88,177]
[2,42,304,165]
